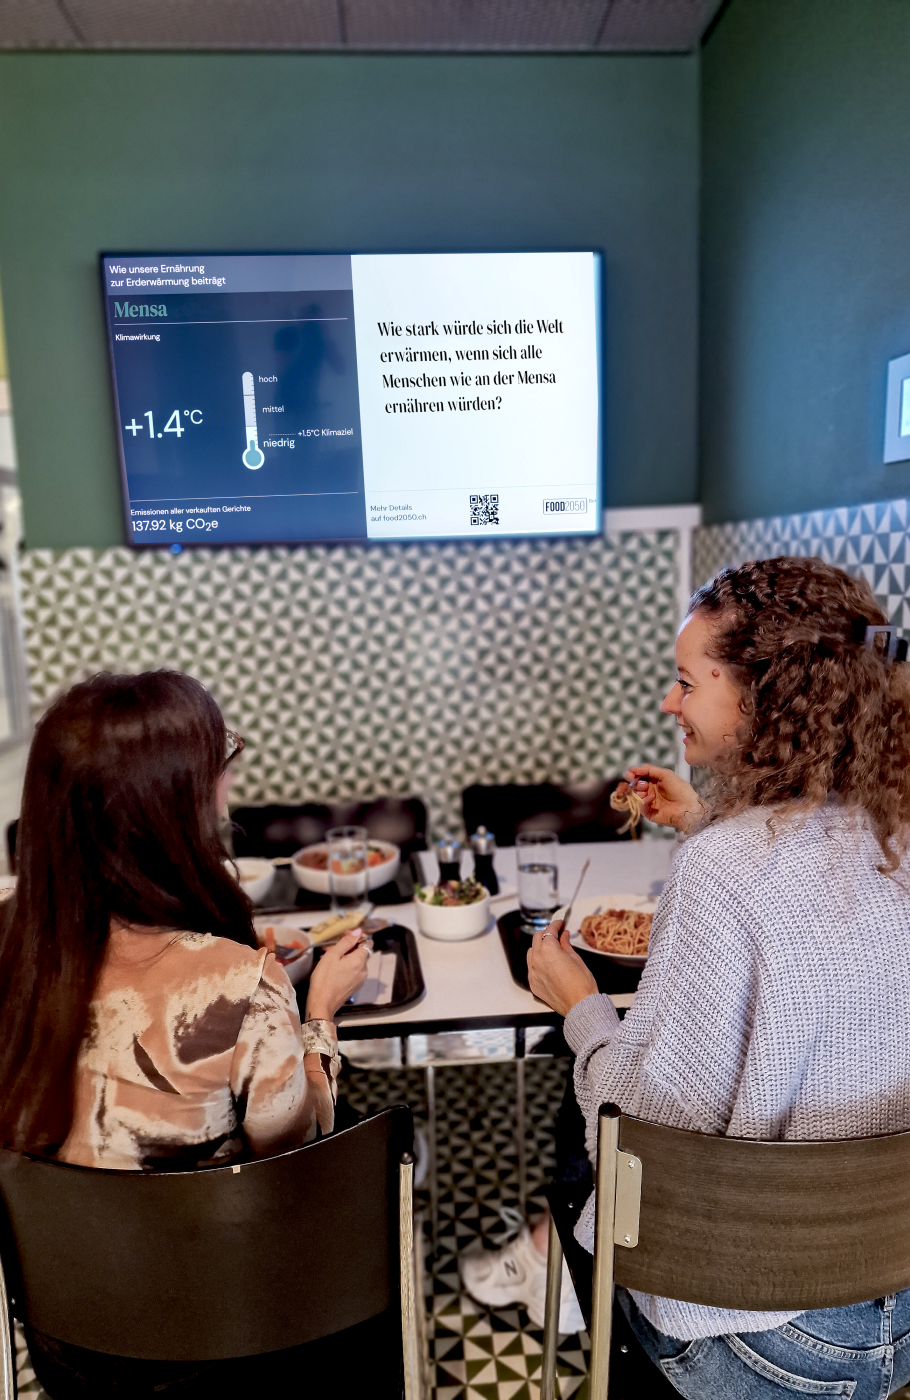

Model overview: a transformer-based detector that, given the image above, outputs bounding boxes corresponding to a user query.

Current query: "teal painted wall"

[701,0,910,523]
[0,53,698,548]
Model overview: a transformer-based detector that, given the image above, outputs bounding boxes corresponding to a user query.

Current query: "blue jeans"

[618,1287,910,1399]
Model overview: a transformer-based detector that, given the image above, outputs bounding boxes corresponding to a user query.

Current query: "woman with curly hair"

[528,556,910,1398]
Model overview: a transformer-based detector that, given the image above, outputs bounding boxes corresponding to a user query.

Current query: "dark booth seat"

[230,796,428,861]
[462,778,634,847]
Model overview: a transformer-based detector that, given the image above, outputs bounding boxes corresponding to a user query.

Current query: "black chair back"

[231,798,428,860]
[462,779,633,845]
[0,1106,412,1363]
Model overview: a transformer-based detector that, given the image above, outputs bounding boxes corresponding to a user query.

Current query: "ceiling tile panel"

[64,0,341,47]
[342,0,610,50]
[0,0,82,45]
[0,0,724,50]
[597,0,724,49]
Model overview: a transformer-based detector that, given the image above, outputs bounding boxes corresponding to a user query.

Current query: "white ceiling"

[0,0,726,51]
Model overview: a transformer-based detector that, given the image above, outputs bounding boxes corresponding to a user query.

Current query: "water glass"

[516,830,559,929]
[326,825,369,913]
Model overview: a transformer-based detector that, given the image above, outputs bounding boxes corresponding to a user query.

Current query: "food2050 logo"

[543,498,587,514]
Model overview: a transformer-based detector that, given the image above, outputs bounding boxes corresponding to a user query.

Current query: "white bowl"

[415,889,491,941]
[228,857,276,905]
[291,840,400,897]
[253,918,315,986]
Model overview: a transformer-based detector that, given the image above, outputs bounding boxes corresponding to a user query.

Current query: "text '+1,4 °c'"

[123,410,203,439]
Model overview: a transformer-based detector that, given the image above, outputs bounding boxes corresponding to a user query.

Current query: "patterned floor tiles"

[14,1326,43,1397]
[14,1052,588,1400]
[343,1052,591,1400]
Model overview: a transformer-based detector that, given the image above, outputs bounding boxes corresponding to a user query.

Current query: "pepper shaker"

[470,825,499,895]
[436,835,462,884]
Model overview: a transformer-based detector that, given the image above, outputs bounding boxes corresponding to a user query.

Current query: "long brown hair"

[691,557,910,870]
[0,671,255,1153]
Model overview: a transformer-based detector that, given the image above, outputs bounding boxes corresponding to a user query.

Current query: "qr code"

[470,494,500,526]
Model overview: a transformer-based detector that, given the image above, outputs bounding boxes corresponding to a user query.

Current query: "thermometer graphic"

[241,373,264,469]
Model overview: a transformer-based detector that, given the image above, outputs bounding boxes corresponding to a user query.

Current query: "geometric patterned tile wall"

[20,530,680,836]
[694,495,910,630]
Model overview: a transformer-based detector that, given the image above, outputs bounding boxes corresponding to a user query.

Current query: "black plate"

[497,909,644,997]
[292,922,425,1020]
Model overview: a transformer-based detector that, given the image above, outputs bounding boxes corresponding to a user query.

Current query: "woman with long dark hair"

[528,557,910,1397]
[0,669,367,1168]
[0,670,376,1397]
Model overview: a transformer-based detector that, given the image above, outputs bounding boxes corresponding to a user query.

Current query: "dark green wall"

[701,0,910,523]
[0,53,698,548]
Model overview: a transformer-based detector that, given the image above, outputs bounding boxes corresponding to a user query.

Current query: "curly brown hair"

[690,556,910,871]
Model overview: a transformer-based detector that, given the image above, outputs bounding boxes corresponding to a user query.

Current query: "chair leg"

[516,1051,526,1218]
[399,1153,424,1400]
[424,1063,437,1251]
[540,1214,563,1400]
[0,1250,15,1400]
[412,1211,431,1400]
[588,1105,621,1399]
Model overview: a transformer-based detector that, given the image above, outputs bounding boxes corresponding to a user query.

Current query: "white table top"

[335,837,675,1040]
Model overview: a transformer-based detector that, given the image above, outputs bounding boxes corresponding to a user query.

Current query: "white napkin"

[349,950,397,1006]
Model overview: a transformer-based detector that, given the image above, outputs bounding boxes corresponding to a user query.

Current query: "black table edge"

[335,1010,560,1040]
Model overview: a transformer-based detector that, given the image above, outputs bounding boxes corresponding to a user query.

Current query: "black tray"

[497,909,644,998]
[256,861,415,914]
[292,922,425,1021]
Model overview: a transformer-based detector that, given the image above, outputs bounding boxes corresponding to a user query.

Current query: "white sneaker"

[412,1123,429,1191]
[459,1225,585,1334]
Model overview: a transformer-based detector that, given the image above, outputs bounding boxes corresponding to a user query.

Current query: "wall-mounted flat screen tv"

[102,251,602,547]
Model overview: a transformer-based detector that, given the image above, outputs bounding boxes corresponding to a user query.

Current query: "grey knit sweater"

[563,802,910,1340]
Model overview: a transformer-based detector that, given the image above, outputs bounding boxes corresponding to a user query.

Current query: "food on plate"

[296,843,393,873]
[259,925,311,965]
[580,908,653,956]
[416,877,486,907]
[307,910,369,945]
[297,849,329,870]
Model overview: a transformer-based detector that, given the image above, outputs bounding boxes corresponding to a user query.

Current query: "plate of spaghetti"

[564,894,658,968]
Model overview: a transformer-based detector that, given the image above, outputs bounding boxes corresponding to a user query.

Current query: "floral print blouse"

[60,927,339,1170]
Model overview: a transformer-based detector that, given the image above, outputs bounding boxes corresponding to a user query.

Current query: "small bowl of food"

[291,840,400,896]
[415,877,491,941]
[253,921,315,986]
[227,857,276,906]
[566,894,657,968]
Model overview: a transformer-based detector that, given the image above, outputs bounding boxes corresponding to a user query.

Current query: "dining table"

[330,835,677,1235]
[335,835,674,1040]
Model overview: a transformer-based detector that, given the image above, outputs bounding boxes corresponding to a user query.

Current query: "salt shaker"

[436,835,462,884]
[470,825,499,896]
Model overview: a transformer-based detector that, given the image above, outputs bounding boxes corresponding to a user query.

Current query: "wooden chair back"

[616,1112,910,1310]
[0,1108,414,1365]
[540,1104,910,1400]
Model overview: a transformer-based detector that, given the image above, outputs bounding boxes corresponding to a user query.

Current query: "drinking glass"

[326,825,369,913]
[516,830,559,929]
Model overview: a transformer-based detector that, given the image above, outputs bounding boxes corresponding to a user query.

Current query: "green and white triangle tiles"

[19,534,679,836]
